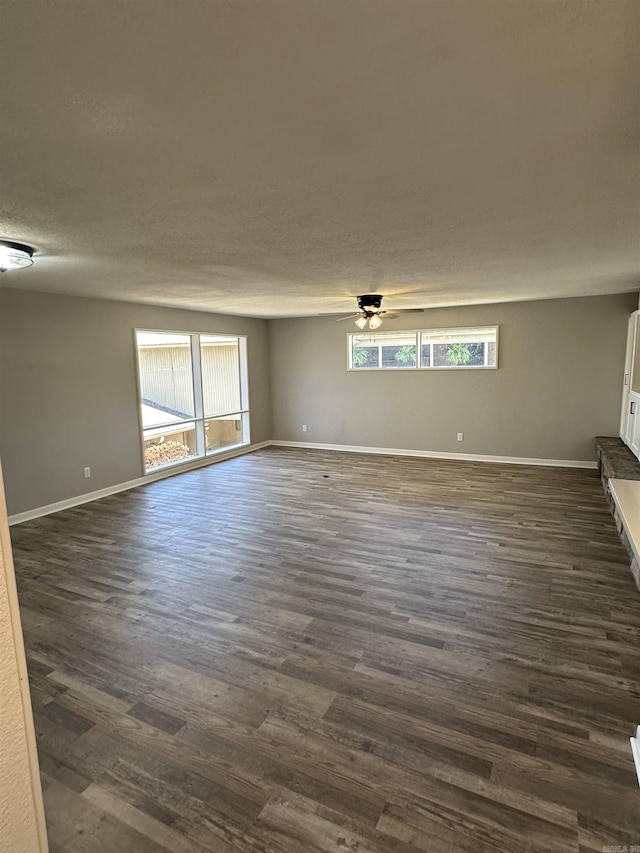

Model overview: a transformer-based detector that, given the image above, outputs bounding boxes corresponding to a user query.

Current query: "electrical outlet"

[457,433,464,442]
[84,466,91,478]
[302,424,307,432]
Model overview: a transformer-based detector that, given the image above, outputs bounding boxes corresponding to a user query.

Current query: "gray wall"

[268,293,637,462]
[1,289,636,516]
[0,288,272,516]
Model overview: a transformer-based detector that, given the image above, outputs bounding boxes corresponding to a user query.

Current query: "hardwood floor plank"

[82,784,211,853]
[127,700,187,735]
[257,795,400,853]
[43,780,169,853]
[179,720,386,826]
[10,447,640,851]
[262,704,579,831]
[378,786,579,853]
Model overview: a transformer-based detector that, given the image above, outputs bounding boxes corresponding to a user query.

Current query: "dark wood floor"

[10,447,640,852]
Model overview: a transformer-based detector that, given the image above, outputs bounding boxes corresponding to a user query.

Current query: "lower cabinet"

[621,310,640,459]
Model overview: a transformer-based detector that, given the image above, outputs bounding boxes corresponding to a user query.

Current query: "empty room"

[1,1,639,852]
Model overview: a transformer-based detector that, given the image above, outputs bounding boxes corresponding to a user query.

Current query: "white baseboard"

[269,440,597,469]
[8,441,271,526]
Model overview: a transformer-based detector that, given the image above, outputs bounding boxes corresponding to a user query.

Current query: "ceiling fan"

[338,294,423,330]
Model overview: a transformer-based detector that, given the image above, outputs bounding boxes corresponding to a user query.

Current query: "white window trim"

[134,328,250,475]
[347,325,499,371]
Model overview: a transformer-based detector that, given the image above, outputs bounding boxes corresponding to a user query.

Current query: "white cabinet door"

[621,311,638,448]
[629,393,640,458]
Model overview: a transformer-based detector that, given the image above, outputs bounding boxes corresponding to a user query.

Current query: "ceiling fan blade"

[336,314,361,322]
[384,309,422,318]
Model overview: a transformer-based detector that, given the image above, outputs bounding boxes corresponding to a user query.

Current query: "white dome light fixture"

[0,240,34,272]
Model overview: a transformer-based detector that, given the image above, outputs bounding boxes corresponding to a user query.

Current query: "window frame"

[347,326,499,371]
[134,328,250,475]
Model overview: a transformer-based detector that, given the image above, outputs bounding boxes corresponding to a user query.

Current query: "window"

[349,326,498,370]
[135,331,249,473]
[350,332,417,370]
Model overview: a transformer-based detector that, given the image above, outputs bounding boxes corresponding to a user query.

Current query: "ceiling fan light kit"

[352,293,387,330]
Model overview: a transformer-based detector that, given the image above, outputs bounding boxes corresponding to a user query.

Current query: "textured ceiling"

[1,0,639,318]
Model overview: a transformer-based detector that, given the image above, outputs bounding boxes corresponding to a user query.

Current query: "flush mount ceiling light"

[0,240,34,272]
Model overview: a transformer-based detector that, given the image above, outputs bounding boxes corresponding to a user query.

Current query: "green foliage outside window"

[352,345,369,366]
[394,345,416,365]
[446,343,471,365]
